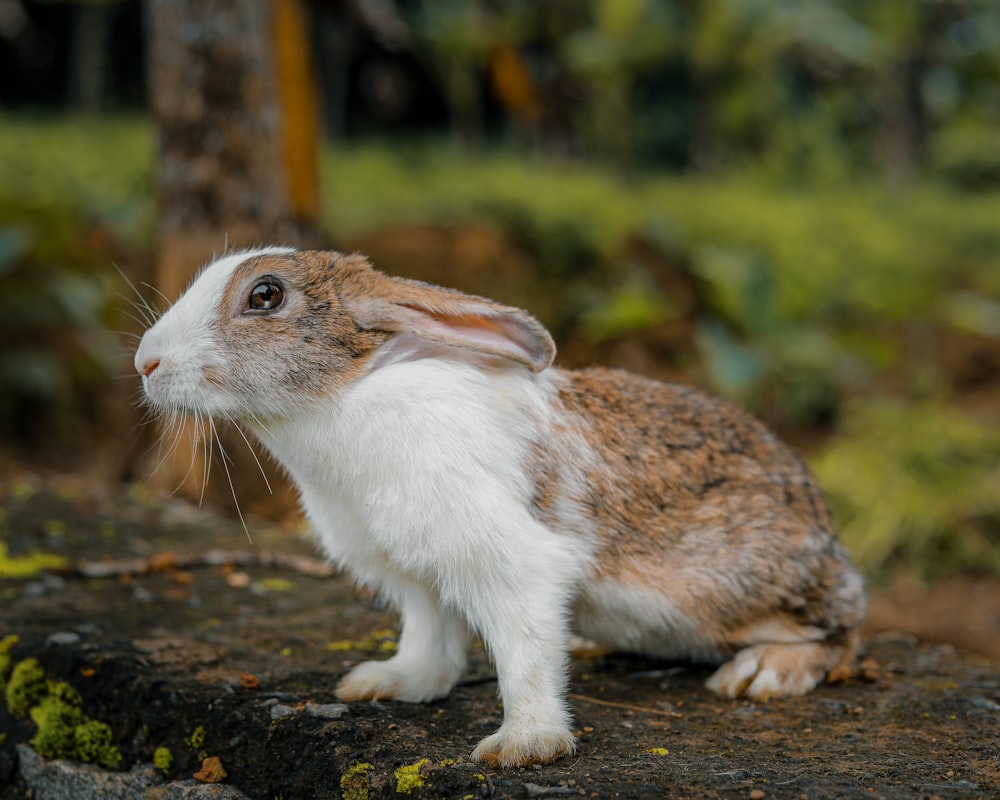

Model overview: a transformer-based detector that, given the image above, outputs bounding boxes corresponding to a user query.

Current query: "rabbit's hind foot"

[705,636,857,701]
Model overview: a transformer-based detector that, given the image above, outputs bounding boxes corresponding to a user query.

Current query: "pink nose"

[141,359,160,377]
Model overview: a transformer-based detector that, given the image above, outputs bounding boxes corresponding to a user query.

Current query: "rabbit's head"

[134,248,555,421]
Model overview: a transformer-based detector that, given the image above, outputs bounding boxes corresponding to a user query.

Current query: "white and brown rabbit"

[134,247,866,767]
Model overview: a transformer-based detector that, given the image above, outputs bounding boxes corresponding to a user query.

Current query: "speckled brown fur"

[213,251,392,407]
[552,368,864,655]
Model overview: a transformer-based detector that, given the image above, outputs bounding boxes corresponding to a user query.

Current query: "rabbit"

[134,247,866,768]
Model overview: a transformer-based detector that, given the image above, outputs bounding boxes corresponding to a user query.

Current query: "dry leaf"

[193,756,227,784]
[240,672,260,689]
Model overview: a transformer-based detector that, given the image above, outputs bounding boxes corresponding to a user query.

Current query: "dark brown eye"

[248,282,283,311]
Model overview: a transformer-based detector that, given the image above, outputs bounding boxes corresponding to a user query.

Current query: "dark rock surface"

[1,482,998,799]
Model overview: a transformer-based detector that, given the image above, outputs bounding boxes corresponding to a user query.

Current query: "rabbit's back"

[554,367,832,534]
[548,368,864,659]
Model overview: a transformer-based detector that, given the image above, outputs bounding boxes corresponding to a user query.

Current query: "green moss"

[325,629,398,654]
[254,577,295,593]
[153,746,173,774]
[6,665,123,768]
[185,725,206,750]
[48,680,82,707]
[74,719,122,768]
[5,658,47,719]
[340,762,375,800]
[0,634,19,693]
[394,759,429,794]
[29,693,83,759]
[0,543,67,580]
[28,681,120,766]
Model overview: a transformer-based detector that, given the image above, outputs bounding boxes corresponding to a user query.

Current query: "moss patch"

[153,746,173,774]
[394,758,429,794]
[30,690,83,759]
[340,762,375,800]
[0,634,20,693]
[5,658,47,719]
[0,542,67,579]
[185,725,207,750]
[30,680,122,767]
[74,719,122,769]
[5,664,122,768]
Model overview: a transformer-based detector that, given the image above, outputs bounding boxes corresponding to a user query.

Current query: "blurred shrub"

[0,116,142,447]
[0,200,121,445]
[0,115,153,244]
[814,399,1000,581]
[322,144,634,274]
[930,121,1000,192]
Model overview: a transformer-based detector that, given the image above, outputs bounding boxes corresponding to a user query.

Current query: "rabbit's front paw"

[471,723,576,768]
[336,658,456,703]
[706,641,833,700]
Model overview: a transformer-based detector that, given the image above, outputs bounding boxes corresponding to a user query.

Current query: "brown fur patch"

[549,368,864,649]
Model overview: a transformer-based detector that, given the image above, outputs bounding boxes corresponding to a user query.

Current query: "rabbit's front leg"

[466,574,578,767]
[336,578,469,703]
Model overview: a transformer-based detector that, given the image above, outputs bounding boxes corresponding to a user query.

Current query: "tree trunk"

[144,0,319,514]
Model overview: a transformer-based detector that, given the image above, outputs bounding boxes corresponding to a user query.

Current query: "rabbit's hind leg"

[705,631,860,701]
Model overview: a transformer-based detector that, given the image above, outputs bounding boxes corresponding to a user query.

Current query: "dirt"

[1,478,998,800]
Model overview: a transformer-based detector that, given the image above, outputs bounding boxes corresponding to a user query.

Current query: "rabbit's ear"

[342,272,555,373]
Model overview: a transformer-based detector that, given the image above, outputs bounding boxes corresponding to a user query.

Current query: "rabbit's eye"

[248,282,284,312]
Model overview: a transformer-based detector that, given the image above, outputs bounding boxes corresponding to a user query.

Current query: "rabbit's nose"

[140,359,161,377]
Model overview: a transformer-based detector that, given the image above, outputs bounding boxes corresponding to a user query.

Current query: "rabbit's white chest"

[255,360,591,591]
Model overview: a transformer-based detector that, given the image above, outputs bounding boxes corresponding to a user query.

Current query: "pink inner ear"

[398,304,550,370]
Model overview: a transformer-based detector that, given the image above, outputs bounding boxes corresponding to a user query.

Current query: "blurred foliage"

[0,116,153,244]
[0,200,122,445]
[0,116,144,446]
[395,0,1000,187]
[3,85,999,582]
[815,399,1000,581]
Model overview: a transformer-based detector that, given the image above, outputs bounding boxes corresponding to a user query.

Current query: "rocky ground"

[1,478,998,800]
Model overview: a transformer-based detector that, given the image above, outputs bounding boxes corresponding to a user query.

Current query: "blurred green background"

[1,0,998,584]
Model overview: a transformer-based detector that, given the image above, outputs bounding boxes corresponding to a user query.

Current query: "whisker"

[117,306,157,332]
[112,263,160,326]
[209,416,253,543]
[99,326,142,342]
[148,410,186,483]
[244,411,275,442]
[140,281,172,307]
[224,411,273,495]
[199,412,212,509]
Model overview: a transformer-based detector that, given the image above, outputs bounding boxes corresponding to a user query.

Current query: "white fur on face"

[134,247,294,415]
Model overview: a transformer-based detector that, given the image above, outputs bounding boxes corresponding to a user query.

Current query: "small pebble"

[47,631,81,647]
[270,704,298,720]
[306,702,350,720]
[749,790,765,800]
[132,586,155,603]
